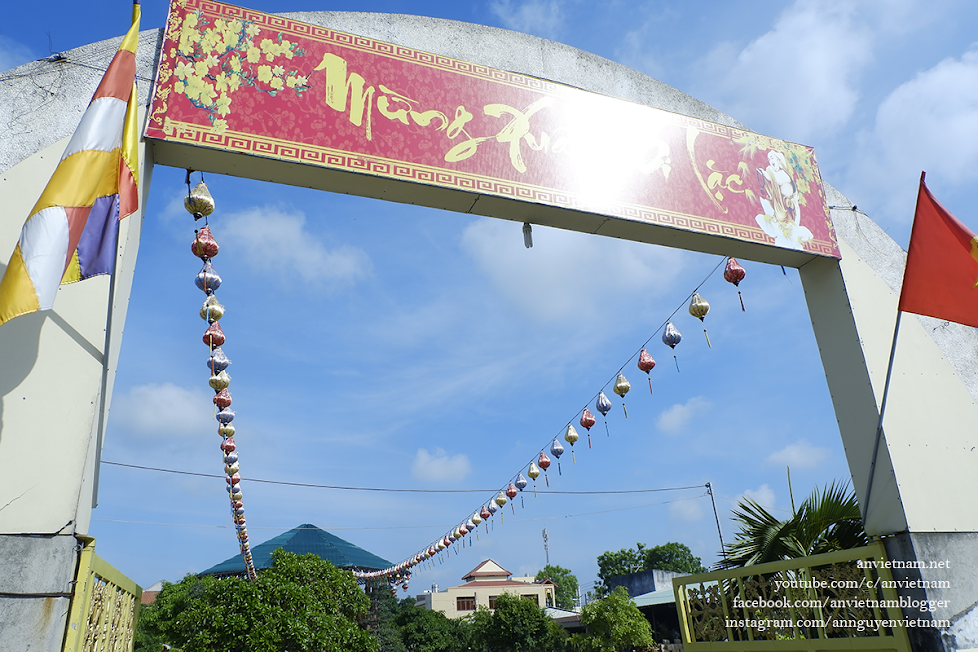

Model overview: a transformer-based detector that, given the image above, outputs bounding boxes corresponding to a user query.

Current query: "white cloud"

[701,0,875,143]
[765,438,830,468]
[656,396,710,435]
[460,218,686,323]
[848,47,978,221]
[111,383,214,438]
[743,483,777,511]
[0,35,36,72]
[221,205,372,288]
[411,448,472,484]
[489,0,565,39]
[670,498,704,522]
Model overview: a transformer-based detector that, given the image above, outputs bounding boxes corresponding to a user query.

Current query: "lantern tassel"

[704,329,712,348]
[647,377,653,395]
[572,450,576,464]
[511,503,515,515]
[587,432,592,448]
[557,462,562,475]
[622,402,628,418]
[739,291,745,312]
[604,420,610,437]
[545,473,550,487]
[521,496,525,508]
[533,483,537,497]
[674,355,680,372]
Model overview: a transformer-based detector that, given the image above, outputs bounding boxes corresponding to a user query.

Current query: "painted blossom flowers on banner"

[165,10,310,133]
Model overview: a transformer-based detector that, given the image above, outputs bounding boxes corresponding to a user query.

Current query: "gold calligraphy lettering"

[313,52,374,140]
[377,85,449,130]
[445,98,553,173]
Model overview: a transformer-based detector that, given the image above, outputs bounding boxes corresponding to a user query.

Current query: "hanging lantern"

[195,261,222,294]
[688,292,710,321]
[724,257,746,286]
[662,321,682,371]
[564,424,579,464]
[200,295,225,322]
[550,439,564,475]
[480,505,491,520]
[662,322,682,349]
[487,501,498,515]
[209,370,231,390]
[613,373,631,417]
[515,474,528,491]
[506,482,518,514]
[637,349,655,394]
[185,180,215,218]
[580,409,596,449]
[219,423,235,438]
[596,391,612,437]
[207,347,231,373]
[689,292,713,348]
[216,407,235,425]
[220,438,236,453]
[466,519,477,532]
[214,388,232,409]
[203,322,226,347]
[472,511,483,526]
[527,462,541,496]
[724,257,747,311]
[538,452,551,487]
[191,225,220,259]
[495,491,508,521]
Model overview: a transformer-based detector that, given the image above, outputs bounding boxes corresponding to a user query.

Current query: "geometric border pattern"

[158,118,839,257]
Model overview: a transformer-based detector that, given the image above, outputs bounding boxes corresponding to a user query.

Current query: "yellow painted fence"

[63,538,142,652]
[673,541,912,652]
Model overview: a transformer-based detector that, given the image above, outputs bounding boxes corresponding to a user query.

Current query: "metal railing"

[673,541,912,651]
[63,537,142,652]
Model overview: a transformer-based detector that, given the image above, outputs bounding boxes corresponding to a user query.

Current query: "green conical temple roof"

[200,524,393,576]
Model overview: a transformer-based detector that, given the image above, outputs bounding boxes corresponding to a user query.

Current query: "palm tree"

[717,481,867,569]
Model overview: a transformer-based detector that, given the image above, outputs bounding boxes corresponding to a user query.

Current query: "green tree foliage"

[136,549,375,652]
[594,542,705,596]
[718,481,867,569]
[470,593,566,652]
[570,586,655,652]
[535,564,579,610]
[394,599,473,652]
[367,587,407,652]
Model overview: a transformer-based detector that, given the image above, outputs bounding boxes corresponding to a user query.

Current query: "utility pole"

[542,529,550,566]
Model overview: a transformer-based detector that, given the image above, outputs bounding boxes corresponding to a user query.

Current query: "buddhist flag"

[898,173,978,328]
[0,2,141,326]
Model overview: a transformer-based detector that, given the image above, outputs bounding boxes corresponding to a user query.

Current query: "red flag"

[898,173,978,328]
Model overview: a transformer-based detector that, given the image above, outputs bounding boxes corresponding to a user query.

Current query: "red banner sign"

[146,0,839,258]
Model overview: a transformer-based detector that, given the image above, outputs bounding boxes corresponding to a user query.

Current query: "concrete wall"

[607,568,681,597]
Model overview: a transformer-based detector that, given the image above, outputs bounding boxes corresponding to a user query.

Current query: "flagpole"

[91,223,122,508]
[862,310,903,526]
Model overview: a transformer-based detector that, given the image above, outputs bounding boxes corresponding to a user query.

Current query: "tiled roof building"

[416,559,556,619]
[199,523,393,577]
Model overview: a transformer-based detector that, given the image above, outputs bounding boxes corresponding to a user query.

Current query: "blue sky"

[3,0,977,598]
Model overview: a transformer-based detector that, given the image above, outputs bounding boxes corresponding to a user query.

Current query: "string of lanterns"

[352,255,750,594]
[177,178,750,589]
[186,178,258,580]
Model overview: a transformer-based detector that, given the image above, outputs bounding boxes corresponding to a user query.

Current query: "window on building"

[457,596,476,611]
[522,594,539,605]
[488,595,499,609]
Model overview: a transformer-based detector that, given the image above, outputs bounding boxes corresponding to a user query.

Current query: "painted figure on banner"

[754,150,813,250]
